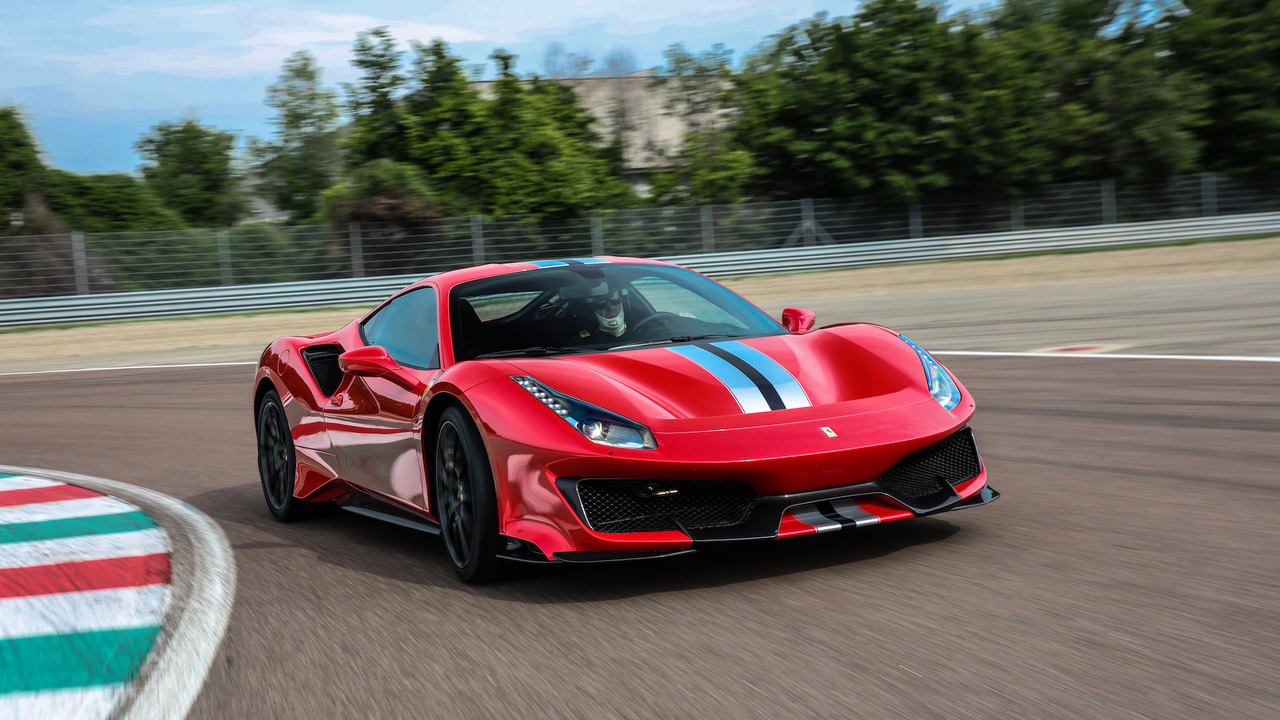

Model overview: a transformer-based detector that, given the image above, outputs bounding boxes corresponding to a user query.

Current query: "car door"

[325,286,441,512]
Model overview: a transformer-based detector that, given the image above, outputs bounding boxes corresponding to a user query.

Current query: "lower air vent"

[572,479,758,534]
[877,427,982,501]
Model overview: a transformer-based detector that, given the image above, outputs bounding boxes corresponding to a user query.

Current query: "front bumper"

[502,426,998,563]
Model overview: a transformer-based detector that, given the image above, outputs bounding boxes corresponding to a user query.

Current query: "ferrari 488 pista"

[253,257,998,583]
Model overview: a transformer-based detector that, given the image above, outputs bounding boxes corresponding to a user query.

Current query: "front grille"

[877,427,982,500]
[575,479,758,534]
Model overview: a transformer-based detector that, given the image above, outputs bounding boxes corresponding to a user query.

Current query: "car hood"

[498,324,942,430]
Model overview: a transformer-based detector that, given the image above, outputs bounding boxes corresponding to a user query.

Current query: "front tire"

[435,405,507,583]
[256,389,308,521]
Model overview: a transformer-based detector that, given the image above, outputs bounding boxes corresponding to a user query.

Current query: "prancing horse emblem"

[821,426,837,438]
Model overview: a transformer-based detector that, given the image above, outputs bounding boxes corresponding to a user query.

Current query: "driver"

[564,280,631,343]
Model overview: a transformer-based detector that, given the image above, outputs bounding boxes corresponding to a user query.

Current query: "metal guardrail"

[0,274,423,327]
[668,211,1280,277]
[3,212,1278,327]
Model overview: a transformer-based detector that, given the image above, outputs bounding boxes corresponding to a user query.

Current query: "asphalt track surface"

[2,275,1277,718]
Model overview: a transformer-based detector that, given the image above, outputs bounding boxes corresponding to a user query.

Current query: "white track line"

[0,361,255,377]
[934,350,1280,363]
[3,352,1280,378]
[0,465,236,720]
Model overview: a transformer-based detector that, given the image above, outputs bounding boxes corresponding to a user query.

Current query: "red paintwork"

[781,307,817,333]
[252,257,993,562]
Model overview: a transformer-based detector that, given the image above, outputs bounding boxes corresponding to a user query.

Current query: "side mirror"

[781,307,817,333]
[339,346,425,393]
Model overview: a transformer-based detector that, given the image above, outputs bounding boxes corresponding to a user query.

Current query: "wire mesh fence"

[2,172,1277,300]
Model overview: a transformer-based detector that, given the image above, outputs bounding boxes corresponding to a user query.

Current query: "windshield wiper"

[474,346,584,359]
[613,334,732,350]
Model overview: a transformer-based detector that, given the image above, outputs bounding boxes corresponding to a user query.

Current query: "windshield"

[450,262,784,361]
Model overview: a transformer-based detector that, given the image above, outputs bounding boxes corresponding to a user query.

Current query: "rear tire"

[256,389,309,521]
[435,405,507,583]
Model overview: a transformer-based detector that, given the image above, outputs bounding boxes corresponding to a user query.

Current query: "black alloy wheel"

[435,405,506,583]
[256,389,306,521]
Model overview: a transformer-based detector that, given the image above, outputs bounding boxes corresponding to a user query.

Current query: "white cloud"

[31,6,490,79]
[243,13,486,49]
[191,4,239,16]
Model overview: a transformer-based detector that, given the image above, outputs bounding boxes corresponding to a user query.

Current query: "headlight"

[512,376,657,449]
[899,336,961,410]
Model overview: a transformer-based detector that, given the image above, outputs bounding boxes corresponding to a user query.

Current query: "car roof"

[403,256,678,294]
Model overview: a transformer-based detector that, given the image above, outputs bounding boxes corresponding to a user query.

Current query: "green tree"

[251,50,342,222]
[0,106,46,219]
[319,158,443,225]
[43,170,186,232]
[990,0,1204,182]
[466,50,631,216]
[136,117,243,226]
[363,40,631,217]
[1170,0,1280,174]
[343,27,408,166]
[732,4,968,201]
[401,38,489,210]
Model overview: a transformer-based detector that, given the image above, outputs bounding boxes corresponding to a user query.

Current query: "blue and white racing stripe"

[670,341,811,413]
[525,258,610,268]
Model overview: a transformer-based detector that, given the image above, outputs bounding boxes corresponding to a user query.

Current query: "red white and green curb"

[0,466,235,720]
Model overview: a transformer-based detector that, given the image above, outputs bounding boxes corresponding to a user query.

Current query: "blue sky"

[2,1,988,174]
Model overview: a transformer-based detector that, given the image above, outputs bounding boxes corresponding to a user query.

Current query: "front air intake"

[877,427,982,502]
[567,479,758,534]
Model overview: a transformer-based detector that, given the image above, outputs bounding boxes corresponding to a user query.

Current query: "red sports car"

[253,257,998,582]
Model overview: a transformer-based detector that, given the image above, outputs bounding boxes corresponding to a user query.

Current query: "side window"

[361,287,440,369]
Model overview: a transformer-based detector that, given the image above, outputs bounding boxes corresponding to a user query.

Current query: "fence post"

[1201,173,1218,216]
[349,222,365,278]
[909,201,923,239]
[591,212,604,256]
[71,231,89,295]
[801,198,817,246]
[471,216,485,264]
[701,205,715,253]
[217,229,233,286]
[1102,179,1117,224]
[1010,196,1025,231]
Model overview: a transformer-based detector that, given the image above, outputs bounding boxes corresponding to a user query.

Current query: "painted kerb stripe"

[0,495,142,524]
[1,585,169,639]
[0,474,174,718]
[0,685,125,719]
[0,626,162,693]
[0,474,61,491]
[0,464,237,720]
[0,554,171,599]
[0,483,102,508]
[0,529,169,570]
[0,510,158,545]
